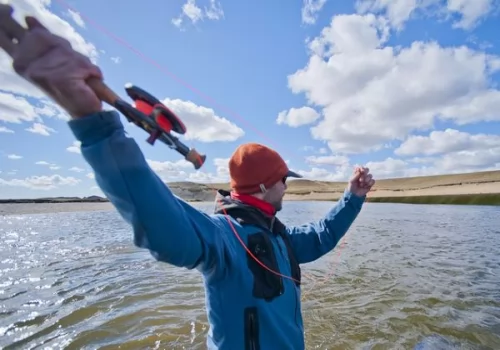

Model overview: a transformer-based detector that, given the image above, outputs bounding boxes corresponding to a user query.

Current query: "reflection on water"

[0,202,499,349]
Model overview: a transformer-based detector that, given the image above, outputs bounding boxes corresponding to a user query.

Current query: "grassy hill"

[2,170,499,206]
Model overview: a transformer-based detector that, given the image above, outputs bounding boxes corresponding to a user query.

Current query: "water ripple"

[0,202,499,349]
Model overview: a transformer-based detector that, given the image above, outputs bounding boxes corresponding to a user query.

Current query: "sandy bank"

[2,171,499,215]
[284,181,500,201]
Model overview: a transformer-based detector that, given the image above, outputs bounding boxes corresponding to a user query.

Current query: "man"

[0,7,375,349]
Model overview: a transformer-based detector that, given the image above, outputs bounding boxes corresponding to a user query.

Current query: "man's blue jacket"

[68,110,366,350]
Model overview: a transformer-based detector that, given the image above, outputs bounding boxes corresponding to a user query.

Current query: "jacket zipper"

[249,312,256,350]
[274,236,284,295]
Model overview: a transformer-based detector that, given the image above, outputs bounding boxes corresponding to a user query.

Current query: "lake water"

[0,201,499,349]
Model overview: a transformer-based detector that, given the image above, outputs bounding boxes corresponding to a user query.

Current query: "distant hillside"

[167,169,500,200]
[0,195,109,204]
[1,170,499,204]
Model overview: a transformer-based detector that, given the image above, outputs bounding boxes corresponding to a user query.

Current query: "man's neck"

[230,192,276,216]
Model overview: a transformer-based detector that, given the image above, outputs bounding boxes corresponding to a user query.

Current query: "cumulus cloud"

[145,157,230,183]
[147,158,192,182]
[355,0,497,30]
[276,106,320,127]
[35,161,61,170]
[172,0,224,29]
[301,0,328,25]
[187,157,230,183]
[285,12,500,154]
[7,154,22,160]
[0,174,81,190]
[67,141,82,154]
[161,98,244,142]
[25,122,56,136]
[395,128,500,156]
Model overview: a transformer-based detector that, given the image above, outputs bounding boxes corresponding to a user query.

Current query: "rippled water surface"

[0,202,499,349]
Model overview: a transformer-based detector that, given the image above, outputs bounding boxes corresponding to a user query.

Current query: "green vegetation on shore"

[1,170,499,206]
[366,193,500,206]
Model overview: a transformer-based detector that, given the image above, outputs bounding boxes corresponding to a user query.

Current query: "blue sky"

[1,0,500,199]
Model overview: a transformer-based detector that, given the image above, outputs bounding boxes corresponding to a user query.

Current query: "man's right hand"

[0,4,103,119]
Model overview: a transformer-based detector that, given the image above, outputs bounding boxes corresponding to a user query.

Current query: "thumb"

[25,16,48,31]
[350,167,362,182]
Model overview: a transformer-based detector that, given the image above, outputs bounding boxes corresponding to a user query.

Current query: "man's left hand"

[347,166,375,197]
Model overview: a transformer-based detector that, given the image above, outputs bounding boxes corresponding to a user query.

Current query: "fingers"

[25,16,48,31]
[352,166,375,189]
[0,30,15,56]
[3,13,26,42]
[0,4,25,57]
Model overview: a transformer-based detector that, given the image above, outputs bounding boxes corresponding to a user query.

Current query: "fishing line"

[50,0,358,287]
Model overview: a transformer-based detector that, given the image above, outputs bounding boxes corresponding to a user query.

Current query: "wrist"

[68,110,124,144]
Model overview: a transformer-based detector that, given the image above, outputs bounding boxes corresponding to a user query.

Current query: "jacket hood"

[213,189,286,234]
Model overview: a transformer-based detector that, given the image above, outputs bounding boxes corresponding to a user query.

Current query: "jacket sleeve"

[285,189,365,264]
[67,110,227,274]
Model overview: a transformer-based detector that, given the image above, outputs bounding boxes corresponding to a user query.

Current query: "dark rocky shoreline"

[0,196,109,204]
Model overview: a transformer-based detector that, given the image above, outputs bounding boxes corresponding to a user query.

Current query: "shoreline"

[1,193,498,216]
[2,171,500,215]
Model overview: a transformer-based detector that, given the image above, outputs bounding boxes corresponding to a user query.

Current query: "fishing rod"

[89,79,206,170]
[0,7,206,170]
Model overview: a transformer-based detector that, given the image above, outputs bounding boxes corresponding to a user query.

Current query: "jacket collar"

[213,189,285,234]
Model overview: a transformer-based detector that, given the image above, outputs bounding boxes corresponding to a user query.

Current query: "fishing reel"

[103,83,206,170]
[113,84,206,169]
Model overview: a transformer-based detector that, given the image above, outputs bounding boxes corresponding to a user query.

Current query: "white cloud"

[301,0,328,25]
[161,98,244,142]
[0,92,43,124]
[7,154,22,160]
[305,155,350,166]
[35,161,60,170]
[447,0,495,29]
[69,167,85,173]
[366,150,500,179]
[172,0,224,29]
[296,166,352,182]
[146,158,192,182]
[286,13,500,154]
[205,0,224,20]
[67,141,82,154]
[0,174,81,190]
[355,0,497,30]
[0,126,14,133]
[25,122,56,136]
[395,128,500,156]
[276,106,320,127]
[187,157,230,183]
[66,9,85,28]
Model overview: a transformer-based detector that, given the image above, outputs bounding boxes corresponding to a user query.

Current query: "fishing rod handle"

[185,148,206,170]
[86,77,122,107]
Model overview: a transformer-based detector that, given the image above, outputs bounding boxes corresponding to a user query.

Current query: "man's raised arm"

[68,110,226,271]
[0,9,227,274]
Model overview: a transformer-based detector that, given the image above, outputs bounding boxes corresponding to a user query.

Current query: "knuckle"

[12,58,27,75]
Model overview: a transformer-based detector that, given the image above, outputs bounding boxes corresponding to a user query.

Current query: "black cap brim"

[286,170,303,178]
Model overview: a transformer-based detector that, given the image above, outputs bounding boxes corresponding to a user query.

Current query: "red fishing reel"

[113,83,206,170]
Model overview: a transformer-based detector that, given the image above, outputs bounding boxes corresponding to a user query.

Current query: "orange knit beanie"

[229,143,302,194]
